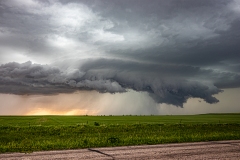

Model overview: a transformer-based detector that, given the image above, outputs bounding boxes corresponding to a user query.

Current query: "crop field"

[0,114,240,153]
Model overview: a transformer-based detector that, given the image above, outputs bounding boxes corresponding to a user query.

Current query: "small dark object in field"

[107,137,119,144]
[83,139,88,144]
[94,122,100,126]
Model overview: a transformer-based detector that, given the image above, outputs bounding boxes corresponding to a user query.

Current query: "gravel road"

[1,140,240,159]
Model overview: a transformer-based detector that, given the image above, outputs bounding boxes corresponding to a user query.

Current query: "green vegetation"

[0,114,240,153]
[1,113,240,126]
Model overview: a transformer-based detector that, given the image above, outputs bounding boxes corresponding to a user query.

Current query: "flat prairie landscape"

[0,114,240,153]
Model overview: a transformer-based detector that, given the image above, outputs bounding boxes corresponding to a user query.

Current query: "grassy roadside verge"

[1,123,240,153]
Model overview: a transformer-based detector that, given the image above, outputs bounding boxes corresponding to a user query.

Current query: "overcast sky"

[0,0,240,115]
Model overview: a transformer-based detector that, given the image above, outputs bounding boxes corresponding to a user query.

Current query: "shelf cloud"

[1,58,239,107]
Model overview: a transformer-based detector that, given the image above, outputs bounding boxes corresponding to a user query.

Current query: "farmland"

[0,114,240,153]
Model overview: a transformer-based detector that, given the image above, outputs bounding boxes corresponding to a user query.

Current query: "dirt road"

[1,140,240,159]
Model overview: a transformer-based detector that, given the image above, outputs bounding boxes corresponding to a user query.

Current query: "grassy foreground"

[0,114,240,153]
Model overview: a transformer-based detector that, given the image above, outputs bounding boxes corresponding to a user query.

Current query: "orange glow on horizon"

[25,108,98,115]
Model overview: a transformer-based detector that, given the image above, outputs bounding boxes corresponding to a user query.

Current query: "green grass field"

[1,113,240,126]
[0,114,240,153]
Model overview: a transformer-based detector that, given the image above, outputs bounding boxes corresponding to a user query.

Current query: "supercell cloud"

[0,0,240,108]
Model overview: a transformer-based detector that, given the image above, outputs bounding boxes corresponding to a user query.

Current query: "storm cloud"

[1,59,237,107]
[0,0,240,108]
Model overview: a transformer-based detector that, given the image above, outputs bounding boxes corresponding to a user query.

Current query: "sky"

[0,0,240,115]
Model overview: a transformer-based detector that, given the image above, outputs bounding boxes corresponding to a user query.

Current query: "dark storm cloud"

[1,0,239,62]
[2,60,237,107]
[0,0,240,107]
[0,61,125,95]
[71,0,240,70]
